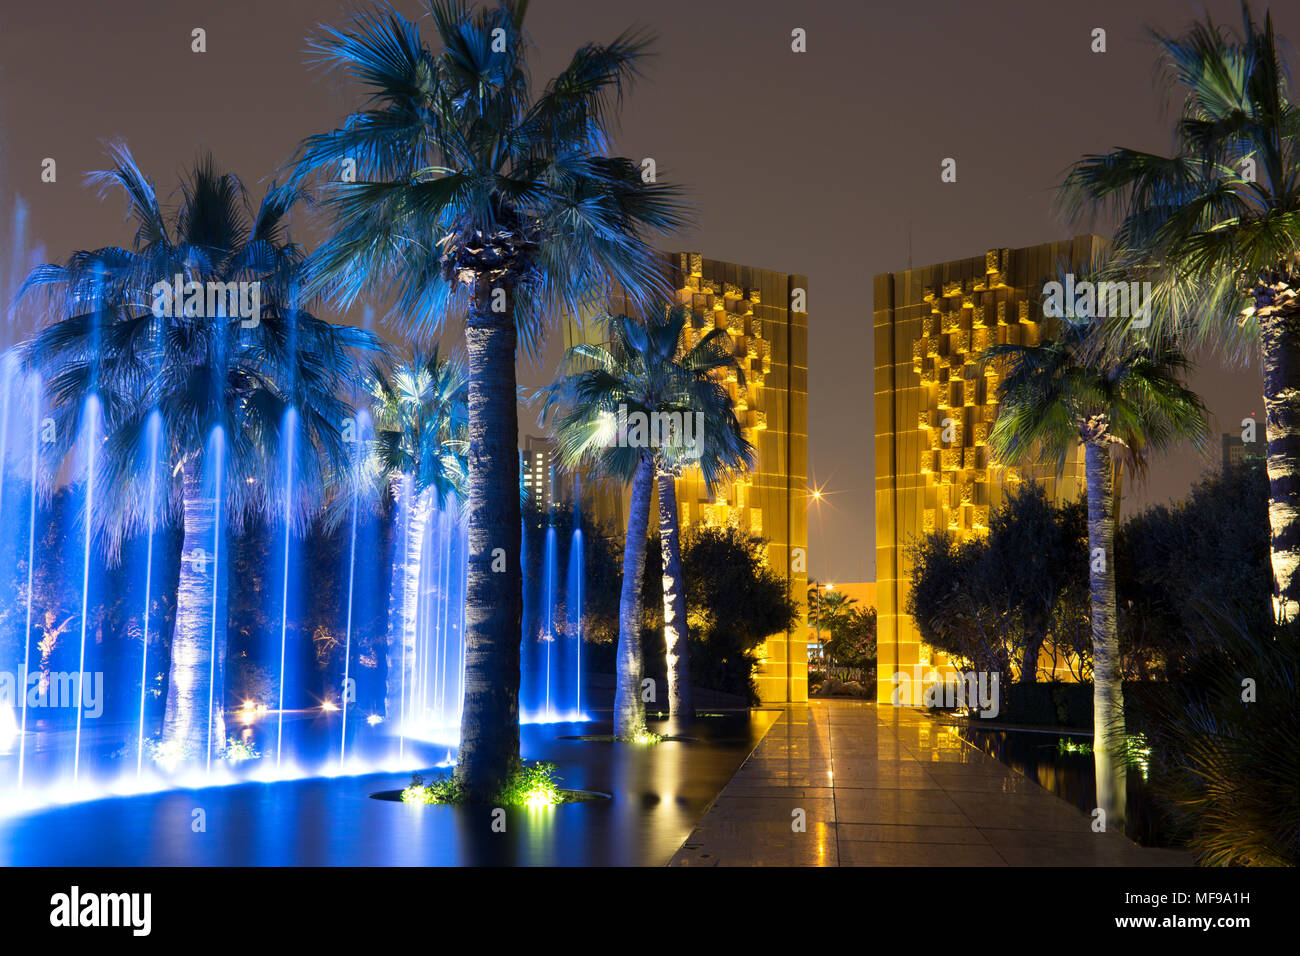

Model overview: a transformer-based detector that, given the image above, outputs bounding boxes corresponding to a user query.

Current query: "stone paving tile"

[838,840,1008,866]
[980,827,1190,866]
[835,822,993,845]
[667,701,1194,867]
[947,791,1098,830]
[837,808,973,828]
[708,795,837,821]
[674,821,839,866]
[829,775,949,792]
[833,788,964,813]
[723,785,836,799]
[914,772,1045,794]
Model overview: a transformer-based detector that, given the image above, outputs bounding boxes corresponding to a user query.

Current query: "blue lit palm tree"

[19,146,377,763]
[541,305,752,736]
[359,348,467,724]
[291,0,687,795]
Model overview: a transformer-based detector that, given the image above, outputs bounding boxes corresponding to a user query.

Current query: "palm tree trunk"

[1085,441,1126,830]
[162,459,227,762]
[656,465,693,720]
[616,454,654,739]
[454,283,522,801]
[385,476,432,725]
[1258,302,1300,621]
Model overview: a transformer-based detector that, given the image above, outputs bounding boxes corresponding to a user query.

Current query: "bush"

[400,761,564,807]
[1000,683,1093,728]
[636,525,798,704]
[1130,614,1300,866]
[1117,459,1270,678]
[224,737,260,762]
[906,483,1087,682]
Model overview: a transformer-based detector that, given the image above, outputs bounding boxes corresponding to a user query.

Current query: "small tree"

[824,607,877,672]
[678,526,797,704]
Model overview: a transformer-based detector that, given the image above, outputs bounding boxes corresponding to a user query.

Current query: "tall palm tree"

[1059,4,1300,619]
[362,348,467,725]
[542,305,752,734]
[983,313,1208,828]
[19,146,376,763]
[291,0,686,796]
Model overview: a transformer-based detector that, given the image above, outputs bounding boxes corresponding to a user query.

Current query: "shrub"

[1117,459,1270,678]
[400,762,563,807]
[1131,615,1300,866]
[224,737,260,762]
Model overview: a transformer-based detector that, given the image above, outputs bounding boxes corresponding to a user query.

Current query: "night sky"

[1,0,1290,583]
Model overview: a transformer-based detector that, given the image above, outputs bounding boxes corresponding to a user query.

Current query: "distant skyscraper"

[1222,429,1263,474]
[522,434,558,513]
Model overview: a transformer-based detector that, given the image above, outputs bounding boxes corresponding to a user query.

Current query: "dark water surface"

[957,724,1173,847]
[0,710,778,865]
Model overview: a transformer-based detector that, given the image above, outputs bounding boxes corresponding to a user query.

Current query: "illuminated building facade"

[874,236,1103,704]
[568,252,809,703]
[1221,431,1263,475]
[522,434,559,513]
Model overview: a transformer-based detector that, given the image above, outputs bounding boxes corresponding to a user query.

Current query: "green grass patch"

[620,730,664,745]
[400,761,565,807]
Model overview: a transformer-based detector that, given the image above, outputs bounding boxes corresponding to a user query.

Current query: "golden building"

[874,236,1103,704]
[566,252,809,703]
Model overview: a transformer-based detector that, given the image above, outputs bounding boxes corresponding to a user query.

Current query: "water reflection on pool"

[0,709,779,866]
[956,724,1173,847]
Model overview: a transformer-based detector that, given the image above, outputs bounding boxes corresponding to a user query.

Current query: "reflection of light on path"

[0,753,436,819]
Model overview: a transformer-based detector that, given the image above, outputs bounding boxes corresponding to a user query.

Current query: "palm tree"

[1059,5,1300,620]
[983,312,1208,829]
[807,583,856,632]
[361,348,467,725]
[806,582,856,664]
[19,146,376,763]
[291,0,686,796]
[542,305,752,734]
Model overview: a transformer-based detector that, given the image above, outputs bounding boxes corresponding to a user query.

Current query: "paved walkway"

[669,701,1193,866]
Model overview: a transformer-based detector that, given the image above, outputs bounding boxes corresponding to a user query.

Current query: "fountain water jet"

[136,411,162,776]
[543,522,557,718]
[16,374,40,789]
[275,408,298,767]
[568,524,584,717]
[339,410,372,764]
[205,427,226,773]
[72,395,101,782]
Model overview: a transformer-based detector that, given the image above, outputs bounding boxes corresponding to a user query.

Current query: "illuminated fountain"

[518,470,587,726]
[0,180,585,814]
[0,359,588,811]
[400,482,588,745]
